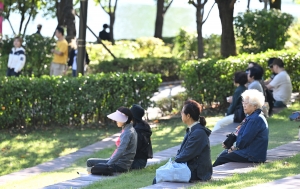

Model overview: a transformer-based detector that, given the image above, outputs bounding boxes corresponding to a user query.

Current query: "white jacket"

[7,47,26,73]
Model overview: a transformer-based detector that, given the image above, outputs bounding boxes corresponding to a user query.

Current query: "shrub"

[173,28,221,59]
[87,37,172,63]
[88,57,183,82]
[235,9,294,54]
[180,50,300,107]
[0,35,56,77]
[0,72,162,129]
[285,18,300,50]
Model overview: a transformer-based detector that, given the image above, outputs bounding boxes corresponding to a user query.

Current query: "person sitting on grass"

[153,100,212,184]
[130,104,153,169]
[212,71,248,132]
[86,107,137,175]
[213,89,268,167]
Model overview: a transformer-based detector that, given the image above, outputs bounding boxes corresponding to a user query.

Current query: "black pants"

[131,158,147,169]
[86,158,127,175]
[7,68,20,77]
[213,151,255,167]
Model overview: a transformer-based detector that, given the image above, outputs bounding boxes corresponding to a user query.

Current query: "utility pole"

[77,0,88,76]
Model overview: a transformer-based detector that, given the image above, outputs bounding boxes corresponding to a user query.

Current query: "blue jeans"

[72,69,77,77]
[274,101,287,108]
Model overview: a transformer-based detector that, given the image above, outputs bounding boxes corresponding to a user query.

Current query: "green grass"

[2,103,299,189]
[83,103,300,189]
[191,153,300,189]
[0,125,120,176]
[1,117,220,189]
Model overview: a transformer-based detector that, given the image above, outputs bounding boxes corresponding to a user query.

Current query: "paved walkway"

[41,123,239,189]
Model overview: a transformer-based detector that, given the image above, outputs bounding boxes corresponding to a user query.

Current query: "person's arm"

[236,118,264,149]
[7,49,13,67]
[107,129,131,165]
[51,49,64,56]
[175,129,207,163]
[85,51,90,65]
[68,49,75,67]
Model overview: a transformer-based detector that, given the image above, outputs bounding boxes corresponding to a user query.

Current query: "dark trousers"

[213,151,255,167]
[7,68,20,77]
[131,158,147,169]
[72,69,77,77]
[86,158,127,175]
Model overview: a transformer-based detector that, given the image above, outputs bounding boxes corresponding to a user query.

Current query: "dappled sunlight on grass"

[0,126,120,176]
[192,153,300,189]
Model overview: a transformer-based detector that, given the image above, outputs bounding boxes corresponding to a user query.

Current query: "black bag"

[223,133,237,149]
[234,104,245,123]
[91,163,114,176]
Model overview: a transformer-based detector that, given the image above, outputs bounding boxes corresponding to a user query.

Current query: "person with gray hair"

[213,89,269,167]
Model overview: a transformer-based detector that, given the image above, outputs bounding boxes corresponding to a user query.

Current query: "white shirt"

[188,122,199,132]
[269,70,292,104]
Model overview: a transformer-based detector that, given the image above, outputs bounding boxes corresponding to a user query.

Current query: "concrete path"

[244,174,300,189]
[142,140,300,189]
[42,123,239,189]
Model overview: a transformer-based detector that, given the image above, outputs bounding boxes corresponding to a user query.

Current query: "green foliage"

[0,35,56,77]
[173,28,221,59]
[0,73,162,129]
[285,18,300,50]
[235,9,294,53]
[88,57,182,82]
[180,50,300,106]
[87,37,172,62]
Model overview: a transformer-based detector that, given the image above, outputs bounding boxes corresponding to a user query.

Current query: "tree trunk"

[216,0,237,58]
[64,0,76,43]
[264,0,268,10]
[56,0,65,26]
[110,13,115,45]
[154,0,164,39]
[269,0,281,10]
[196,6,204,58]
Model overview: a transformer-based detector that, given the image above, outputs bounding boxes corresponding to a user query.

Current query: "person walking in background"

[7,36,26,77]
[86,107,137,175]
[50,26,68,76]
[35,24,42,36]
[267,58,292,108]
[130,104,153,169]
[68,38,90,77]
[99,24,110,41]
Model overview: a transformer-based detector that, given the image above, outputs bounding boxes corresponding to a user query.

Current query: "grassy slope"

[1,116,221,189]
[0,125,120,176]
[83,103,300,189]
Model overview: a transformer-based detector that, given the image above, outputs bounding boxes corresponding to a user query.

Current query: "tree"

[1,0,41,36]
[189,0,216,58]
[95,0,119,45]
[215,0,237,58]
[269,0,281,10]
[154,0,173,39]
[43,0,78,42]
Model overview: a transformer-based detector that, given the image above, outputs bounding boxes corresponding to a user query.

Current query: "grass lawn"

[2,103,299,189]
[0,116,221,189]
[0,125,120,176]
[83,103,300,189]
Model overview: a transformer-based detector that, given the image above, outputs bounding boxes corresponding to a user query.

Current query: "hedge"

[88,57,183,82]
[180,50,300,106]
[0,72,162,129]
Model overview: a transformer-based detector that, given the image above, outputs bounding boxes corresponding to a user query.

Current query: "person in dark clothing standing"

[35,24,42,36]
[130,104,153,169]
[99,24,110,41]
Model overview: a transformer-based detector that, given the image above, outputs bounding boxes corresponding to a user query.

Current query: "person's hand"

[227,96,233,103]
[222,143,227,149]
[228,148,233,153]
[51,49,55,53]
